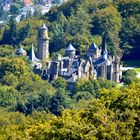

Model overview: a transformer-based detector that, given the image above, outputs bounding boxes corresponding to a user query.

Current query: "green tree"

[92,5,122,55]
[0,86,19,110]
[49,88,71,116]
[0,45,15,57]
[1,18,18,45]
[0,57,29,79]
[122,69,137,84]
[1,72,19,87]
[52,77,67,89]
[10,4,20,15]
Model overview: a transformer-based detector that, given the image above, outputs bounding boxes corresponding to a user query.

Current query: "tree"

[52,77,67,89]
[117,0,140,59]
[49,88,72,116]
[0,45,15,57]
[0,57,29,79]
[27,81,140,139]
[92,5,122,55]
[1,18,18,45]
[18,23,32,43]
[0,85,19,110]
[122,69,137,84]
[1,72,18,87]
[10,4,20,15]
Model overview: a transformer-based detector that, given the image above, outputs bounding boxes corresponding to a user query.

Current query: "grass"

[135,68,140,72]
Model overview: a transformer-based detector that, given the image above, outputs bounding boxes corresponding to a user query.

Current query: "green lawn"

[135,68,140,72]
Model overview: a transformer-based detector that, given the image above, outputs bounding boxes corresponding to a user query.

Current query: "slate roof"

[65,68,77,76]
[29,44,40,62]
[65,43,76,51]
[88,43,98,51]
[16,45,26,55]
[94,57,111,66]
[94,57,105,65]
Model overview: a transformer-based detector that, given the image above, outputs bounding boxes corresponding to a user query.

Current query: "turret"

[37,23,49,60]
[15,45,27,56]
[87,43,100,58]
[65,43,76,58]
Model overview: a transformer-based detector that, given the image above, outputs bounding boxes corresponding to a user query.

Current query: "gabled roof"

[65,43,76,51]
[94,57,111,66]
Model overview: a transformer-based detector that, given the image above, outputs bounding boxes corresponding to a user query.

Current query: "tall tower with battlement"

[37,24,49,60]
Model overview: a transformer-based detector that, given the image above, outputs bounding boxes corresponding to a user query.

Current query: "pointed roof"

[102,33,107,52]
[88,43,98,51]
[65,43,76,51]
[16,45,27,55]
[29,44,40,62]
[102,33,108,60]
[102,47,108,60]
[39,23,48,30]
[29,44,35,61]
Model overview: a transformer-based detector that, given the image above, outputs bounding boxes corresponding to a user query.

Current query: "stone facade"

[37,24,49,60]
[16,24,122,83]
[38,24,122,83]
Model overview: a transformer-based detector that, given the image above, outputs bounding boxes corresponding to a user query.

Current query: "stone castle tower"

[37,24,49,60]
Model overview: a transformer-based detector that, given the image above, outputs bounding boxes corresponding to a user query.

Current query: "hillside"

[0,0,140,139]
[45,0,140,59]
[0,0,140,60]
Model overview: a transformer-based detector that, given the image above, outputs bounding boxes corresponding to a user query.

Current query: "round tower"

[37,23,49,60]
[65,43,76,58]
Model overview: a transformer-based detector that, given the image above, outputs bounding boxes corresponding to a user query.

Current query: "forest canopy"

[0,0,139,59]
[0,0,140,139]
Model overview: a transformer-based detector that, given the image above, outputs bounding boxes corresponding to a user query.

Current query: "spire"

[29,44,36,61]
[42,23,47,28]
[102,33,108,60]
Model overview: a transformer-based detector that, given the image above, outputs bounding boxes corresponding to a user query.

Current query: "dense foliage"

[0,0,140,59]
[0,0,140,139]
[0,44,139,138]
[0,80,139,139]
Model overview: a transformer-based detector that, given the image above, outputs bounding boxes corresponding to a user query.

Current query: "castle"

[16,24,122,83]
